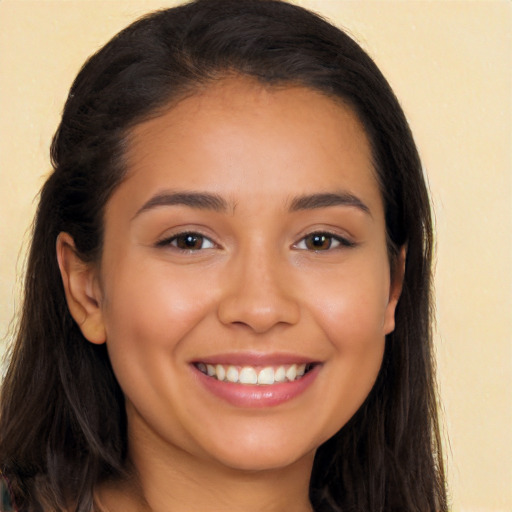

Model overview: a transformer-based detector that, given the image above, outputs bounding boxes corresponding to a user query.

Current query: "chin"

[201,431,319,473]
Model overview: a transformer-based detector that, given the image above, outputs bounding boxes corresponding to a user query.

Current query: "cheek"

[311,267,389,422]
[100,261,217,362]
[99,262,220,433]
[306,258,391,346]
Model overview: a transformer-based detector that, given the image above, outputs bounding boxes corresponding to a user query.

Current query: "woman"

[0,0,447,510]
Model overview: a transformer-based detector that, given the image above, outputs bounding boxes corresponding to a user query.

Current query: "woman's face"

[90,78,402,472]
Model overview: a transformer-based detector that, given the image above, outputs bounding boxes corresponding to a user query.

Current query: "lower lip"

[192,365,320,408]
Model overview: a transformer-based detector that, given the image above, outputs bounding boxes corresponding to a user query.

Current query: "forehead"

[117,77,382,215]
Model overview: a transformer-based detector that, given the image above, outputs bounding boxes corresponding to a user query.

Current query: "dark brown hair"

[0,1,447,510]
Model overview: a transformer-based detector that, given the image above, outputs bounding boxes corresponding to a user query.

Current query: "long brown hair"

[0,1,447,510]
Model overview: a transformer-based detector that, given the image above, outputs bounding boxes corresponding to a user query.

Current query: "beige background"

[0,1,510,510]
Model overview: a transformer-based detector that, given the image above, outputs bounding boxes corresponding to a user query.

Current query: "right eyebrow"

[133,191,229,219]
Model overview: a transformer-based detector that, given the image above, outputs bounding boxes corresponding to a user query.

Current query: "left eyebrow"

[288,192,371,216]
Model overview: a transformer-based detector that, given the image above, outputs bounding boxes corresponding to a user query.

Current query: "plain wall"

[0,1,510,510]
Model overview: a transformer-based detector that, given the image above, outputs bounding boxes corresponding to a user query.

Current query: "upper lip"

[190,352,320,366]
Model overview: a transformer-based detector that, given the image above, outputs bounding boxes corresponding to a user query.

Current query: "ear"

[56,232,106,344]
[383,245,407,335]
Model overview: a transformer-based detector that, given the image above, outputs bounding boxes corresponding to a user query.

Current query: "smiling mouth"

[194,362,317,385]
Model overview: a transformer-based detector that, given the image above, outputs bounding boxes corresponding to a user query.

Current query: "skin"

[58,77,404,512]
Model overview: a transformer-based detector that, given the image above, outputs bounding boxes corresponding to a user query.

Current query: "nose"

[217,247,300,334]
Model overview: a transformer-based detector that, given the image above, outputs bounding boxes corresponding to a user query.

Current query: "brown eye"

[295,232,354,251]
[304,233,333,251]
[157,232,215,251]
[175,233,205,250]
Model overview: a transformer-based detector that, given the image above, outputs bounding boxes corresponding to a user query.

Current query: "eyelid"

[153,227,355,252]
[155,230,218,251]
[293,230,356,251]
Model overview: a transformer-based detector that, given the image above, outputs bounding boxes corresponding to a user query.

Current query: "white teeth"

[196,362,312,385]
[274,366,286,382]
[215,364,226,381]
[226,365,239,383]
[257,367,275,385]
[285,364,297,381]
[239,367,258,384]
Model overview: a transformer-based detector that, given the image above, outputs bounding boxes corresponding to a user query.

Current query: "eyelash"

[156,232,216,251]
[156,231,355,252]
[293,232,355,251]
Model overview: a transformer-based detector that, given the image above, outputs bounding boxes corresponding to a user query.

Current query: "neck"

[97,417,315,512]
